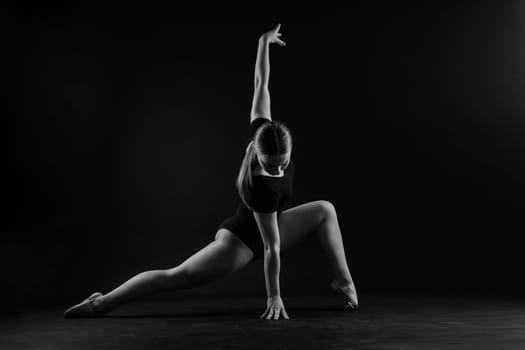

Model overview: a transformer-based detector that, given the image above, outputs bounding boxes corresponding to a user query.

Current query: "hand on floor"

[260,295,290,320]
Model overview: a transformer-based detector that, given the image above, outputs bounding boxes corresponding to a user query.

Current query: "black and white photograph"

[2,4,525,349]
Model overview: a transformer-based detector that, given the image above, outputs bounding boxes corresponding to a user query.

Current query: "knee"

[165,267,192,290]
[317,200,337,220]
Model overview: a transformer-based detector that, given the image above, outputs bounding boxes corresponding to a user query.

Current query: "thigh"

[175,229,254,285]
[278,200,334,252]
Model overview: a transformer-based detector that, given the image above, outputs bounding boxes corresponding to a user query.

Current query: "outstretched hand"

[260,23,286,46]
[260,296,290,320]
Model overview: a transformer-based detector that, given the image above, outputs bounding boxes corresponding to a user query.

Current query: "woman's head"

[253,120,292,175]
[236,120,293,210]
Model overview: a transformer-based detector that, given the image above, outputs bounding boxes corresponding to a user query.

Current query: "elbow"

[254,78,268,90]
[265,244,280,254]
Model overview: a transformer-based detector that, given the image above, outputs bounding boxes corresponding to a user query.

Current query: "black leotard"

[218,118,295,260]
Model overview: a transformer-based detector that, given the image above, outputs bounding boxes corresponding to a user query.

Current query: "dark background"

[4,4,525,309]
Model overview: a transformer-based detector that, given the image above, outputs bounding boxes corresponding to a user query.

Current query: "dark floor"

[2,292,525,350]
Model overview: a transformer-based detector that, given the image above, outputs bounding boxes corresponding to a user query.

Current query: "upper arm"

[253,211,280,249]
[250,86,272,124]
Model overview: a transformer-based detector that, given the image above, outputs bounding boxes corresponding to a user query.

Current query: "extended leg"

[100,239,252,313]
[96,268,179,313]
[64,235,253,317]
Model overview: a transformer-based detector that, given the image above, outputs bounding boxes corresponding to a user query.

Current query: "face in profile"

[257,152,291,175]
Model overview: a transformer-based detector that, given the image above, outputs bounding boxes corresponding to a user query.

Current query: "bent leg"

[278,200,354,285]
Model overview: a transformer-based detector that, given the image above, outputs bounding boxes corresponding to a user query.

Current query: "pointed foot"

[64,292,105,318]
[330,279,358,310]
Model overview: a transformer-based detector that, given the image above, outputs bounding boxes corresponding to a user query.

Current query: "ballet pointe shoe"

[63,292,105,318]
[330,279,358,310]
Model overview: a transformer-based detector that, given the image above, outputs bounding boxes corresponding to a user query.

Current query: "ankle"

[335,276,354,287]
[93,295,108,314]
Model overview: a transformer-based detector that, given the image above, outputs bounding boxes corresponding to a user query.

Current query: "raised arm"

[250,23,286,124]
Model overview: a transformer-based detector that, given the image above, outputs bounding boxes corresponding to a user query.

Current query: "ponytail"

[236,140,257,211]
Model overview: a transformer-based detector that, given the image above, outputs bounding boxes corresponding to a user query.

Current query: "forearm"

[251,37,271,118]
[254,36,270,89]
[263,247,281,297]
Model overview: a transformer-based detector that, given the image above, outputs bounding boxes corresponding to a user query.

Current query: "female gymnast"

[64,23,358,321]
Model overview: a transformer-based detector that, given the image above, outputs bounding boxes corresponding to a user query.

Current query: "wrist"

[259,35,269,44]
